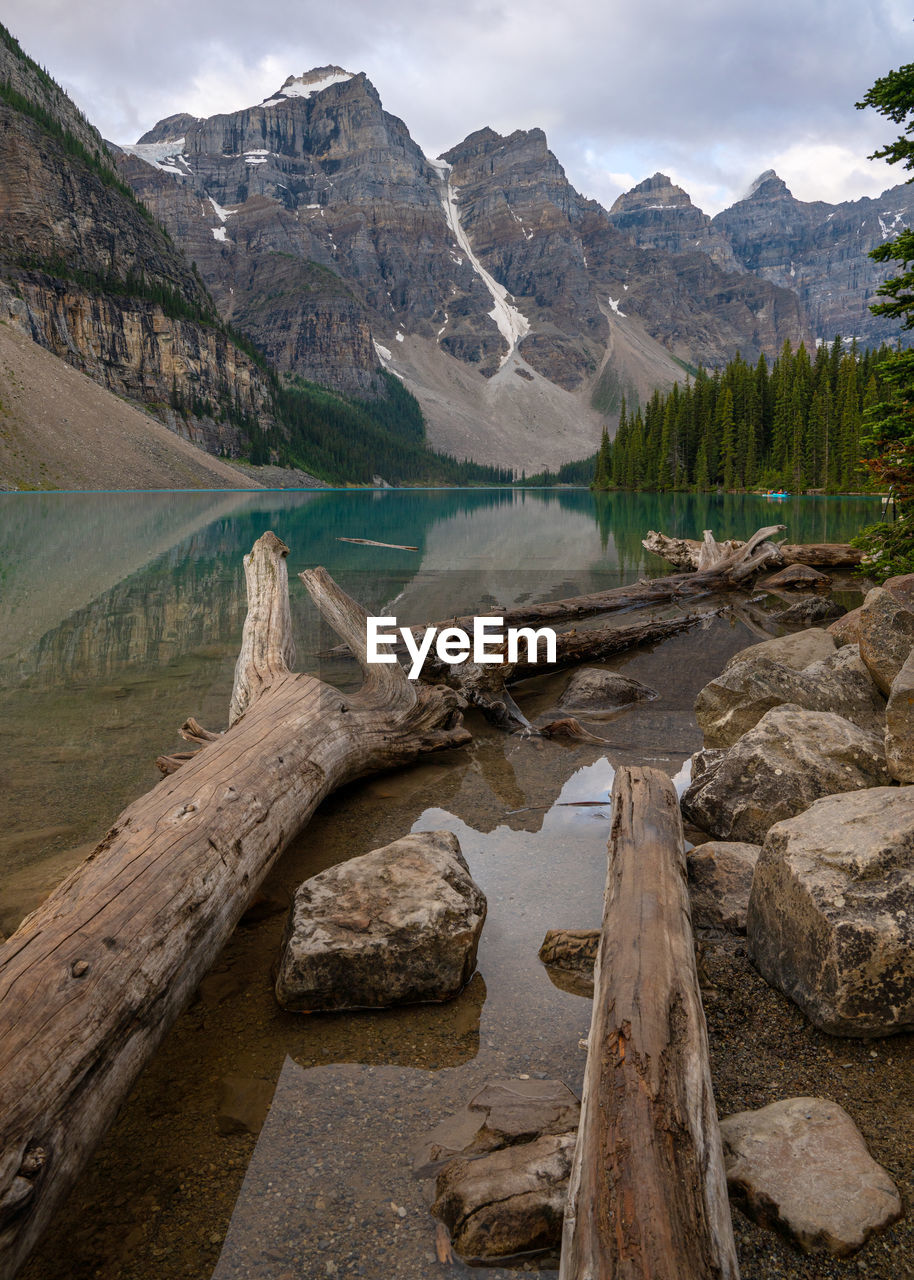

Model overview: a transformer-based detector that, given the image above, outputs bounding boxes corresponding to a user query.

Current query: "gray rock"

[557,667,657,715]
[275,831,486,1012]
[414,1078,580,1176]
[858,586,914,695]
[680,706,889,843]
[884,571,914,612]
[431,1131,576,1262]
[886,649,914,783]
[687,841,761,932]
[748,786,914,1036]
[771,596,846,626]
[763,564,831,590]
[827,605,863,647]
[695,645,885,748]
[720,1097,902,1255]
[724,629,836,673]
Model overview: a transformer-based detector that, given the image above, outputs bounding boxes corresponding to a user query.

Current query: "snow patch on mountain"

[430,154,529,366]
[121,140,192,176]
[262,68,354,106]
[208,197,235,223]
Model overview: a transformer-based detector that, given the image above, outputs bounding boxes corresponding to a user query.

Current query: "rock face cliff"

[712,170,914,345]
[610,168,914,348]
[122,75,810,467]
[0,24,276,458]
[610,173,739,270]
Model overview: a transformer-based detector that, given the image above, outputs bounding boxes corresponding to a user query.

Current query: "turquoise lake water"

[0,487,884,1280]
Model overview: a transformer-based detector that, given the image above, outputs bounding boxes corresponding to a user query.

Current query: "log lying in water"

[644,529,864,572]
[559,767,739,1280]
[0,534,469,1280]
[322,525,787,734]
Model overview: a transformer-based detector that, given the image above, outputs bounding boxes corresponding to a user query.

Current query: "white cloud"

[768,141,901,206]
[3,0,913,212]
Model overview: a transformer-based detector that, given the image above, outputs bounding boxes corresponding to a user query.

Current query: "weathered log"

[559,767,739,1280]
[779,543,864,567]
[323,525,789,671]
[0,535,469,1280]
[423,611,707,733]
[644,530,864,572]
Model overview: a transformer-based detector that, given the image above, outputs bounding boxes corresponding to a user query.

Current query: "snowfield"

[429,154,530,365]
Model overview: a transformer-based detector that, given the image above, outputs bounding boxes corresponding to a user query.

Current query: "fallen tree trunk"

[323,524,788,665]
[0,534,469,1280]
[644,529,864,571]
[559,767,739,1279]
[423,611,708,733]
[323,526,788,734]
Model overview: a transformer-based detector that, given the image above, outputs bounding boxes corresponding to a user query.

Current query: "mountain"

[609,173,739,270]
[0,24,278,460]
[712,170,914,345]
[119,70,810,471]
[609,169,914,349]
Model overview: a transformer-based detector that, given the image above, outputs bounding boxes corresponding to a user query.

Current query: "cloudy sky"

[4,0,913,213]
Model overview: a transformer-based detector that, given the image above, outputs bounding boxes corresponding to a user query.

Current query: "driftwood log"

[323,526,788,734]
[0,534,469,1280]
[559,767,739,1279]
[643,529,864,571]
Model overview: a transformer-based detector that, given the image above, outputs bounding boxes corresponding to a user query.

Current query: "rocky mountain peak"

[744,169,792,201]
[137,113,201,145]
[610,172,692,212]
[261,66,355,106]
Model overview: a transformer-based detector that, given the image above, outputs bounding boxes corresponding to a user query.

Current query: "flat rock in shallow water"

[680,705,888,844]
[720,1097,902,1255]
[747,786,914,1037]
[275,831,486,1012]
[763,564,831,589]
[687,841,761,932]
[414,1077,580,1175]
[431,1131,576,1263]
[771,596,846,626]
[556,666,657,715]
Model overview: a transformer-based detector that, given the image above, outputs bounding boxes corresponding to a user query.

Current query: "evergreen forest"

[593,338,891,494]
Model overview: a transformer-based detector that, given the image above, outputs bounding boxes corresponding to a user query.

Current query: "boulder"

[695,645,885,748]
[748,787,914,1036]
[687,841,761,932]
[884,571,914,612]
[431,1132,575,1262]
[886,649,914,783]
[771,596,846,626]
[680,706,889,844]
[762,564,831,590]
[720,1097,902,1255]
[275,831,486,1012]
[827,606,863,647]
[557,667,657,714]
[857,586,914,695]
[415,1078,580,1176]
[724,629,835,673]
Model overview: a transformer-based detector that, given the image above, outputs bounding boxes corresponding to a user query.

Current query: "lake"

[0,487,883,1279]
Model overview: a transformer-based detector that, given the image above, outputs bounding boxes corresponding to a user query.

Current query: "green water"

[0,487,886,1280]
